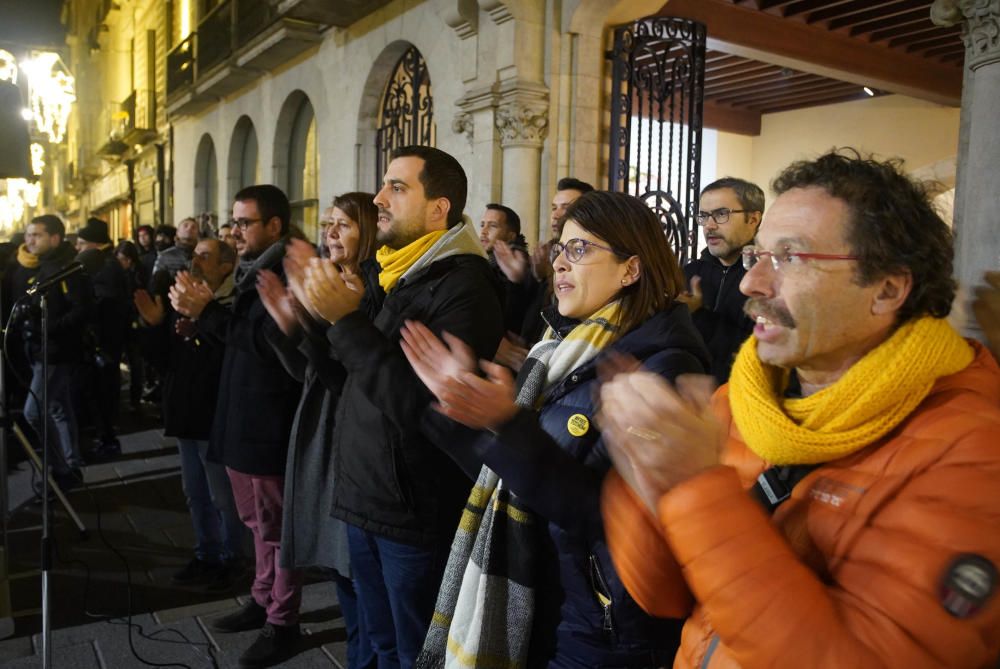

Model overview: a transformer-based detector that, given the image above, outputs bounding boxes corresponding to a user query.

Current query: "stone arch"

[273,90,318,239]
[194,133,218,216]
[356,41,433,192]
[227,115,260,201]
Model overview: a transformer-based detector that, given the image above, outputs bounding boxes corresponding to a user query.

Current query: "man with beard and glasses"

[598,150,1000,669]
[171,185,304,667]
[679,178,764,384]
[299,145,504,669]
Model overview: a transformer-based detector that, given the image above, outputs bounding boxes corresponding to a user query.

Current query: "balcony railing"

[167,33,196,96]
[197,0,233,75]
[165,1,391,117]
[121,89,157,144]
[96,103,128,157]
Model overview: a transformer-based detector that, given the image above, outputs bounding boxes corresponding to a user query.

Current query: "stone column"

[932,0,1000,338]
[495,82,549,244]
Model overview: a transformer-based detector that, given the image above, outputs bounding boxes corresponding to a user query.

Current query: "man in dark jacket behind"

[136,238,246,590]
[76,217,130,460]
[170,185,303,668]
[17,215,92,489]
[300,146,504,669]
[680,177,763,384]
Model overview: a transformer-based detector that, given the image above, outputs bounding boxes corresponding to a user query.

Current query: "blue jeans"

[24,362,82,475]
[346,525,448,669]
[177,439,245,563]
[333,572,377,669]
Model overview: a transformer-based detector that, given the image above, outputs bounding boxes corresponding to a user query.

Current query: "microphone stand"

[40,293,51,669]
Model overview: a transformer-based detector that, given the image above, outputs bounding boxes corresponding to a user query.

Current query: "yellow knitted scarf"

[728,316,974,465]
[17,243,39,269]
[375,229,447,293]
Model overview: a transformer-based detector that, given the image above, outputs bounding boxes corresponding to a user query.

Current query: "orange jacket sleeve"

[661,450,1000,669]
[601,471,693,618]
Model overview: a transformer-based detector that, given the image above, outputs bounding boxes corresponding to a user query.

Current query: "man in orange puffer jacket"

[598,150,1000,669]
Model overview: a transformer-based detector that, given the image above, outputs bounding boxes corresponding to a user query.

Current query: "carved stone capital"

[931,0,1000,69]
[452,111,474,143]
[495,102,548,147]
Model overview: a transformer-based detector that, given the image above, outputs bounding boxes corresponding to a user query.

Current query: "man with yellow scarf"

[598,150,1000,669]
[300,145,505,669]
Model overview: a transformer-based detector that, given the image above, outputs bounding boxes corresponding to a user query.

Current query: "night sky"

[0,0,66,49]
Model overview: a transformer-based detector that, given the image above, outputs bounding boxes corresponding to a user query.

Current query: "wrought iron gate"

[607,17,706,265]
[375,46,435,186]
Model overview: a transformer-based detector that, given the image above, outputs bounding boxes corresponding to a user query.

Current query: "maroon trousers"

[226,468,304,625]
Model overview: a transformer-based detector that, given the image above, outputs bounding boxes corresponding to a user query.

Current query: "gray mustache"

[744,298,796,328]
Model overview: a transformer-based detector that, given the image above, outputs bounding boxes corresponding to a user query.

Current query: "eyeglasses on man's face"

[549,238,629,265]
[696,208,750,226]
[230,217,263,231]
[742,245,859,272]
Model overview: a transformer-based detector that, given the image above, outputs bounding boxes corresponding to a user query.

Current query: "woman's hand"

[434,360,519,431]
[303,257,363,324]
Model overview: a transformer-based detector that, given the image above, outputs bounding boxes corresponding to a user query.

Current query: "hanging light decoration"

[20,52,76,144]
[0,49,17,83]
[30,143,45,176]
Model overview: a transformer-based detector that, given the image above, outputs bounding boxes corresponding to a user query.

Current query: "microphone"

[26,261,85,296]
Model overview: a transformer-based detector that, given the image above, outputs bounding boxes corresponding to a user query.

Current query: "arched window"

[274,91,318,240]
[375,46,434,186]
[194,133,217,216]
[228,115,259,201]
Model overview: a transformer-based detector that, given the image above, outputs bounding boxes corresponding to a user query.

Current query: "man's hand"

[400,320,477,401]
[303,258,363,324]
[677,275,703,313]
[493,333,529,371]
[494,241,529,284]
[531,241,554,282]
[598,372,722,514]
[134,289,166,326]
[973,271,1000,361]
[257,269,298,337]
[168,271,214,320]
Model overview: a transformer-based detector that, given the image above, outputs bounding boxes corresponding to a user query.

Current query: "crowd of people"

[3,144,1000,669]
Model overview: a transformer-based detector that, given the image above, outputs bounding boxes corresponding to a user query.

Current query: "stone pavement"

[0,424,350,668]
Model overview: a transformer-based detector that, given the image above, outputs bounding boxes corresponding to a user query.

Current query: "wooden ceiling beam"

[847,8,931,36]
[806,0,883,24]
[703,99,762,135]
[828,0,927,31]
[780,0,854,17]
[718,79,858,106]
[759,90,870,113]
[925,43,967,57]
[869,22,962,43]
[706,70,812,95]
[906,34,966,52]
[887,25,960,48]
[658,0,961,105]
[705,64,782,86]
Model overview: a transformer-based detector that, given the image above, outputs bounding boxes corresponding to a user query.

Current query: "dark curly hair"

[771,148,955,323]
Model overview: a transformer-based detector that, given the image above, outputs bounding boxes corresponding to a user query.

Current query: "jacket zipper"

[714,265,730,310]
[589,554,615,633]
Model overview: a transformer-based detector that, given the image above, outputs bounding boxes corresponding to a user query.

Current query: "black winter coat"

[435,303,710,667]
[146,305,228,441]
[683,249,755,384]
[77,246,130,357]
[15,242,92,365]
[328,252,505,548]
[199,243,302,474]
